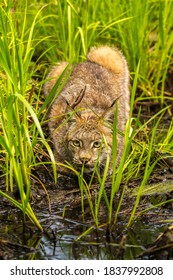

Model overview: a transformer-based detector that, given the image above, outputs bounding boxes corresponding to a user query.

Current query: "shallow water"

[0,178,173,260]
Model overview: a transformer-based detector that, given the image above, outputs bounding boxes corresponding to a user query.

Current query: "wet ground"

[0,165,173,260]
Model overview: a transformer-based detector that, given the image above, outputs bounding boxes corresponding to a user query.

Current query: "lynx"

[44,46,130,176]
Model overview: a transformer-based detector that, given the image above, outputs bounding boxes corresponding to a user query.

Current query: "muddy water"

[0,172,173,260]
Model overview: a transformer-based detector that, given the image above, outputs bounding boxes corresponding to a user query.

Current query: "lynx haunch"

[44,46,130,175]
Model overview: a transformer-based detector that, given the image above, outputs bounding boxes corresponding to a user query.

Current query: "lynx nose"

[79,151,91,164]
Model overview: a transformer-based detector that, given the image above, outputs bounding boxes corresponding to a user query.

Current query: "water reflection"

[0,192,172,260]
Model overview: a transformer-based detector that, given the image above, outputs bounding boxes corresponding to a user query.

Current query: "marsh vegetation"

[0,0,173,259]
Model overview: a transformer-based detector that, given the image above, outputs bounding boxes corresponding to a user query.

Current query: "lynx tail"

[87,46,126,75]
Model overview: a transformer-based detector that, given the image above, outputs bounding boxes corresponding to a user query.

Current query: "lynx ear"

[102,95,122,124]
[66,106,81,123]
[65,99,81,123]
[102,99,117,124]
[69,86,86,109]
[64,86,86,122]
[102,107,115,124]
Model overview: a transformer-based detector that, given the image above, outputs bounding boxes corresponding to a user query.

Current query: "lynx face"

[66,120,112,174]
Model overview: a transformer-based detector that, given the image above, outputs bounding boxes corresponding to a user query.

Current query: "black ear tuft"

[102,96,122,124]
[101,98,118,124]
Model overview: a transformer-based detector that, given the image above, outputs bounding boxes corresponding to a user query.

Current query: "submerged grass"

[0,0,173,233]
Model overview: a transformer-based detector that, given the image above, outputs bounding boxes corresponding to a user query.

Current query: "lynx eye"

[72,139,81,147]
[93,141,101,148]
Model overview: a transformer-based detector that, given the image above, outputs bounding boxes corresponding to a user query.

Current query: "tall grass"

[0,2,56,230]
[0,0,173,232]
[36,0,173,100]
